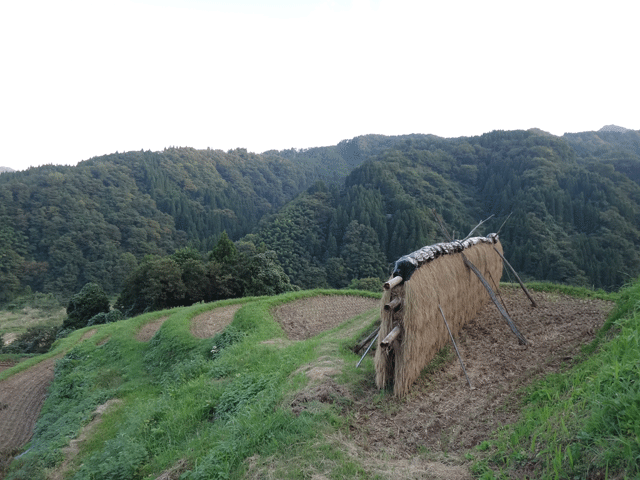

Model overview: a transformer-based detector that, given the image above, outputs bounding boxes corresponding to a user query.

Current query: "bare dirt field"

[0,356,60,477]
[337,288,613,478]
[273,295,380,340]
[190,304,243,339]
[135,316,170,342]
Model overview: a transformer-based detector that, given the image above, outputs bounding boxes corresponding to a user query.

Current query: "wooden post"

[384,276,403,290]
[380,325,402,348]
[353,326,380,353]
[384,297,403,312]
[438,305,472,389]
[462,253,528,345]
[356,332,379,368]
[493,247,537,307]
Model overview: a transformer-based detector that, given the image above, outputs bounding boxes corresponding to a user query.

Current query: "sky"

[1,0,638,171]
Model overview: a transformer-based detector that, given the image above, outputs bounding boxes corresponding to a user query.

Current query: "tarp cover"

[392,234,499,281]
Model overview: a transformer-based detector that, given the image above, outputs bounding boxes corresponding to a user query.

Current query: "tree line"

[2,128,640,308]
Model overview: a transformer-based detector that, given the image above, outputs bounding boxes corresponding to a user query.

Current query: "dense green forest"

[1,128,640,305]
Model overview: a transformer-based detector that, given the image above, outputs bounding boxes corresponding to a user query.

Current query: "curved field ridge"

[135,316,170,342]
[0,356,59,462]
[273,295,380,340]
[190,304,243,339]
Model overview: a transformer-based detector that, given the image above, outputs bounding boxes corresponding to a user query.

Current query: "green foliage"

[0,325,58,354]
[208,231,237,265]
[63,283,110,330]
[209,326,246,360]
[3,129,640,305]
[87,309,123,326]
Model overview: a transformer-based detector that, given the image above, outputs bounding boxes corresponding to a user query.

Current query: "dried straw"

[375,240,503,396]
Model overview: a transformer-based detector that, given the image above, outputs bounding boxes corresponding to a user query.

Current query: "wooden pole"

[462,253,528,345]
[384,276,403,290]
[356,332,379,368]
[493,247,537,307]
[380,325,402,348]
[353,326,380,353]
[431,209,527,345]
[438,305,472,389]
[384,297,402,312]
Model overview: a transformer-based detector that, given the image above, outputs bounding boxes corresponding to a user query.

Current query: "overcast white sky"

[1,0,638,171]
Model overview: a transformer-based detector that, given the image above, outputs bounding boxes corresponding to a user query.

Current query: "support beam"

[380,325,402,348]
[384,276,403,290]
[493,247,537,308]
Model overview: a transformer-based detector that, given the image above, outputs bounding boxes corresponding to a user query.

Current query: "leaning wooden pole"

[462,253,527,345]
[353,326,380,354]
[438,305,472,389]
[493,247,537,308]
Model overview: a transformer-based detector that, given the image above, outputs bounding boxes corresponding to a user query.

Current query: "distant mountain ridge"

[599,124,630,133]
[0,166,15,174]
[3,128,640,302]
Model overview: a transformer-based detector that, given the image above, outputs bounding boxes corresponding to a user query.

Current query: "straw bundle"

[375,237,503,396]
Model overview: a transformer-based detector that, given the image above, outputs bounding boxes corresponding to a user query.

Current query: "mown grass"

[4,289,381,480]
[472,280,640,479]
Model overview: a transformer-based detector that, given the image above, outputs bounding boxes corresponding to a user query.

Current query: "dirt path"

[342,288,613,477]
[190,305,243,339]
[273,296,380,340]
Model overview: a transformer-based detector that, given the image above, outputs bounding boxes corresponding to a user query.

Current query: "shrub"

[1,325,59,354]
[63,283,110,330]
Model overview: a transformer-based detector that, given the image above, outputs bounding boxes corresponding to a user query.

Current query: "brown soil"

[135,316,169,342]
[341,288,613,477]
[190,304,243,339]
[0,361,18,374]
[273,296,380,340]
[0,355,61,477]
[80,329,97,341]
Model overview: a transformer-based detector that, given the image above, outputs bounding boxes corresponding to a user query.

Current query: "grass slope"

[4,290,380,480]
[3,281,638,479]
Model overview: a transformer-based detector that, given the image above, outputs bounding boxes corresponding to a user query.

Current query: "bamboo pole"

[462,253,528,345]
[380,325,402,348]
[384,297,403,312]
[431,209,527,345]
[356,332,379,368]
[438,305,472,389]
[493,247,537,307]
[353,326,380,353]
[384,276,403,290]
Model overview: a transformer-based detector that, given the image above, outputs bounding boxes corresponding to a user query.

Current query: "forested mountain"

[0,141,386,301]
[1,128,640,304]
[563,128,640,185]
[252,129,640,291]
[0,167,15,174]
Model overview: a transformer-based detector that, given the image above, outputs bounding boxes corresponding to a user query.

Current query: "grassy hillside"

[2,279,638,479]
[3,290,380,480]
